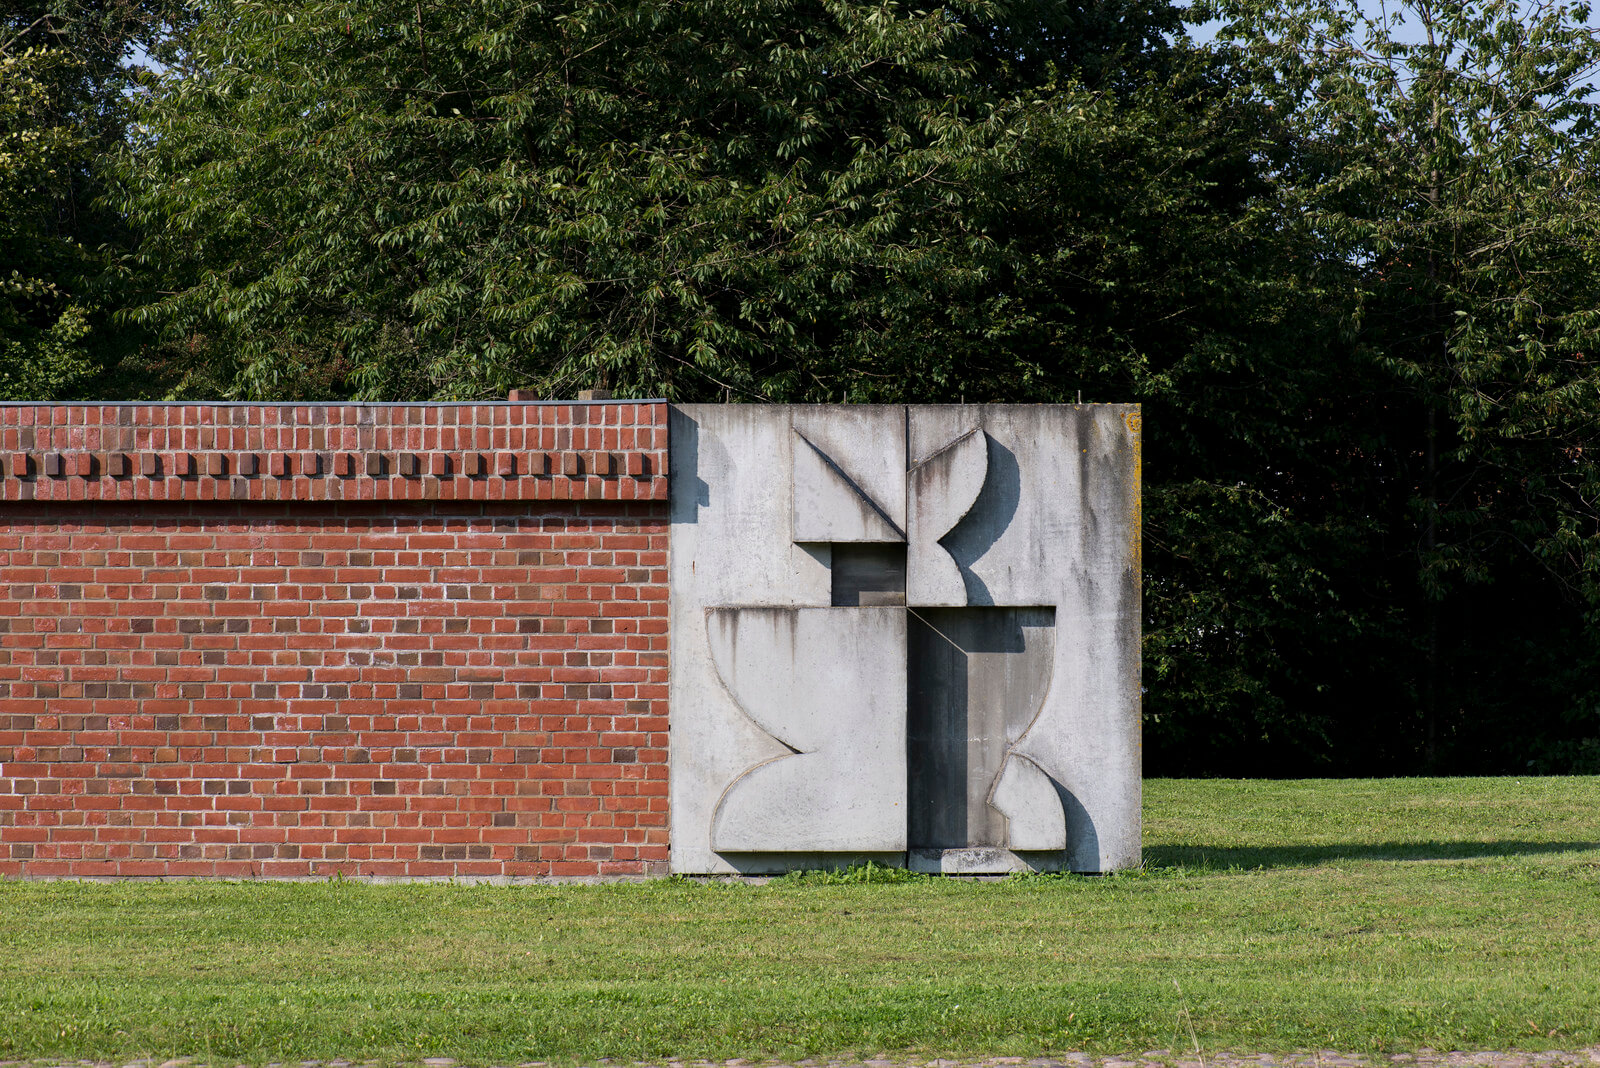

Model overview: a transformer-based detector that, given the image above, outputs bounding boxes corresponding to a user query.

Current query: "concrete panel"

[791,408,907,543]
[669,406,834,874]
[906,428,988,607]
[906,607,1059,853]
[932,405,1143,871]
[709,606,907,853]
[670,403,1140,874]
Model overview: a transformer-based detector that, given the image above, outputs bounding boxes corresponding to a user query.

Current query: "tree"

[1207,0,1600,771]
[0,1,187,401]
[121,0,1600,773]
[121,0,1401,771]
[121,0,1219,401]
[1,22,96,398]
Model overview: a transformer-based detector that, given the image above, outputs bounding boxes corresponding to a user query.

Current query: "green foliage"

[1199,0,1600,770]
[0,1,190,400]
[102,0,1600,772]
[120,0,1386,768]
[777,860,933,884]
[121,0,1205,401]
[0,36,99,398]
[1212,0,1600,584]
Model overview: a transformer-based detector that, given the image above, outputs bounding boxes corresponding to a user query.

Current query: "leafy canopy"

[0,1,186,401]
[123,0,1199,401]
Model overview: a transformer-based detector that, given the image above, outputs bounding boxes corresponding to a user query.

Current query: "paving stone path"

[7,1053,1600,1068]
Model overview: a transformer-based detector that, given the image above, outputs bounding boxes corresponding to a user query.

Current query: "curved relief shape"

[791,412,907,544]
[990,753,1068,850]
[707,606,907,853]
[936,436,1023,608]
[983,611,1065,849]
[906,429,988,606]
[906,606,1065,851]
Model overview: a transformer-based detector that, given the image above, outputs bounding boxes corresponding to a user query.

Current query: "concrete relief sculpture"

[707,606,906,853]
[791,409,907,543]
[669,404,1141,874]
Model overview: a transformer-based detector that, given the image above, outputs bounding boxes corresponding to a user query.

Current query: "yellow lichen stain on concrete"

[1123,407,1142,580]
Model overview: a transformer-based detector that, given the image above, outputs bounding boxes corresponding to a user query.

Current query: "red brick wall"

[0,402,670,878]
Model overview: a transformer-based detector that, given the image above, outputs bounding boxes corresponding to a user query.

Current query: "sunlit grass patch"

[2,776,1597,1065]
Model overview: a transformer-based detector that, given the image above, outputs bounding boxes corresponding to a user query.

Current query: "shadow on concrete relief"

[668,405,1140,875]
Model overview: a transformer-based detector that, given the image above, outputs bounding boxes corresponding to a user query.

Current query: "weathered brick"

[0,400,670,879]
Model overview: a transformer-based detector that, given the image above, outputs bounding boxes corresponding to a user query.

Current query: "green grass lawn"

[3,777,1599,1064]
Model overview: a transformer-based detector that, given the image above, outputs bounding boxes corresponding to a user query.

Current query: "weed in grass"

[1173,979,1206,1068]
[779,861,934,885]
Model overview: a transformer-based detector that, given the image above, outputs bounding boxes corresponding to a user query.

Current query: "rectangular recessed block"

[908,607,1060,855]
[830,544,906,607]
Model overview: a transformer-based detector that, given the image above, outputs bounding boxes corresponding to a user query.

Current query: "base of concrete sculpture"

[908,848,1073,875]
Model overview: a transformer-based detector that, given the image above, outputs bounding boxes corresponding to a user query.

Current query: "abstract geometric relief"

[907,428,987,606]
[792,411,906,543]
[669,404,1142,874]
[714,418,1066,863]
[708,606,906,853]
[906,607,1065,854]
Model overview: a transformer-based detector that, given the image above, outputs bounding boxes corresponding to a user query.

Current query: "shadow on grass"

[1145,839,1600,870]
